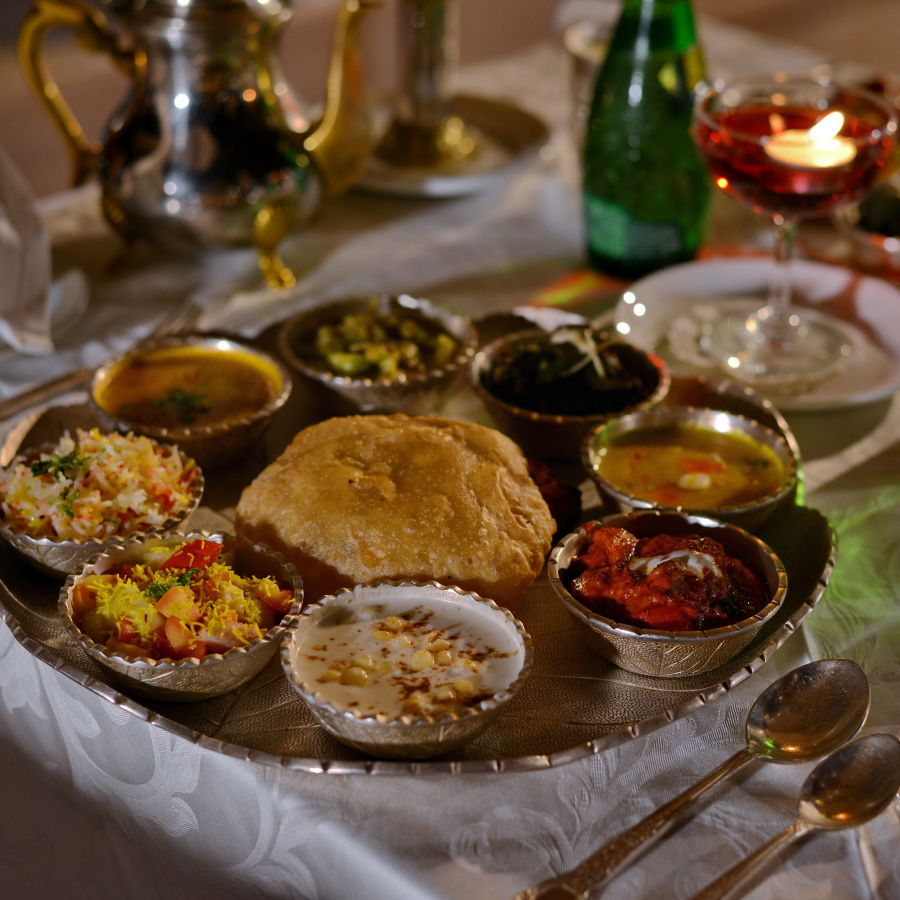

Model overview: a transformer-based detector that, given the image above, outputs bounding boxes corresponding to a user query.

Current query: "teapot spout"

[305,0,378,197]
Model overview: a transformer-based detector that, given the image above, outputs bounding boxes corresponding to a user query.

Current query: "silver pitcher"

[19,0,375,271]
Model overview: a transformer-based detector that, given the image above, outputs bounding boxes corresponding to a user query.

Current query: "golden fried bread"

[235,414,555,607]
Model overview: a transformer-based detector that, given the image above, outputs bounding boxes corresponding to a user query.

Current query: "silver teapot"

[19,0,374,278]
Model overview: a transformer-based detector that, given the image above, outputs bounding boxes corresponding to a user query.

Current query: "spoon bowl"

[691,732,900,899]
[799,731,900,829]
[519,658,871,900]
[745,657,871,762]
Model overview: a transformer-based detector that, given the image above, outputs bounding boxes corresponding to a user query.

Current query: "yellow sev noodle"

[91,558,268,646]
[0,428,196,541]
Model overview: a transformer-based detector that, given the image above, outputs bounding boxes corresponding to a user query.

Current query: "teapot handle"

[17,0,147,186]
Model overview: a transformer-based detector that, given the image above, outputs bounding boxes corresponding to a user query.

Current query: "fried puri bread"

[234,414,555,606]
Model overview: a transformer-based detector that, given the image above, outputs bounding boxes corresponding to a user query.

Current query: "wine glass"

[691,74,897,387]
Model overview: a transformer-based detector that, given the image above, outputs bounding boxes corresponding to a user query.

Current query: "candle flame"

[808,111,845,142]
[763,110,855,167]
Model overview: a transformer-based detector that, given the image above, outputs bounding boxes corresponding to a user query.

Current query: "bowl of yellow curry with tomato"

[583,406,798,531]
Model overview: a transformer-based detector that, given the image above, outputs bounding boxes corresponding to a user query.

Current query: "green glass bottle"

[582,0,710,279]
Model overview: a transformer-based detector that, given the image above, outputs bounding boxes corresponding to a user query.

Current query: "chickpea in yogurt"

[296,603,518,719]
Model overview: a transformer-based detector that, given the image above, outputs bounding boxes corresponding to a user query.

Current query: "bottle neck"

[610,0,699,59]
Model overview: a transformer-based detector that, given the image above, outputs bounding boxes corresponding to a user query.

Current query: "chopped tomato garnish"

[116,620,141,644]
[156,585,201,621]
[678,457,724,475]
[254,581,295,614]
[162,616,206,658]
[159,539,222,571]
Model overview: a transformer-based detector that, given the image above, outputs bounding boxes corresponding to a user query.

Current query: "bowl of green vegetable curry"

[278,294,478,415]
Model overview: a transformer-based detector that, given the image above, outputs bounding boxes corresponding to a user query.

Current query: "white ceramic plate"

[616,258,900,412]
[356,94,550,199]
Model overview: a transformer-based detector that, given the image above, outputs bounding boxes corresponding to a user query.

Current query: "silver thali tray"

[0,377,834,775]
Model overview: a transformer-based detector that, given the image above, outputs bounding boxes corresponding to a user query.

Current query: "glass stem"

[765,215,798,328]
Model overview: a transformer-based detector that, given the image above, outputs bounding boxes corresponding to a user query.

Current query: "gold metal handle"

[517,747,756,900]
[304,0,380,197]
[689,821,812,900]
[17,0,146,187]
[253,202,298,291]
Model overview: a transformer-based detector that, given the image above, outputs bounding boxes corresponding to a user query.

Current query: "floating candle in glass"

[764,111,857,168]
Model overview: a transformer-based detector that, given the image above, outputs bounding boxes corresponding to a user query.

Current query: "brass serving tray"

[0,379,834,775]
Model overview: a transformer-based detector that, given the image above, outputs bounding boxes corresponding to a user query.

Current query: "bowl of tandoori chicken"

[548,510,787,677]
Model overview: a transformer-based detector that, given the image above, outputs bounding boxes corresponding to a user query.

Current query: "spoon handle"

[516,747,755,900]
[689,821,813,900]
[0,367,94,421]
[0,293,205,424]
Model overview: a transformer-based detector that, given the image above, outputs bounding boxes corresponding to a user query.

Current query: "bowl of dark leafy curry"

[90,333,292,469]
[471,326,669,460]
[277,294,477,414]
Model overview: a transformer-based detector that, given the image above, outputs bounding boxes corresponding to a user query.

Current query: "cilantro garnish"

[143,581,169,599]
[30,448,89,480]
[153,388,210,424]
[58,486,79,517]
[143,568,199,600]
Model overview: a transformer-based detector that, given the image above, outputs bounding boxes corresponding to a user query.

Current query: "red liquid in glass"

[694,105,894,219]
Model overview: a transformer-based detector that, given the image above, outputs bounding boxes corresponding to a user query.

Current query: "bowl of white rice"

[0,428,204,578]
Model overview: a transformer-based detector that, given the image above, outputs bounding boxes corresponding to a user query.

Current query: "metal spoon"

[0,292,205,423]
[690,732,900,900]
[517,658,870,900]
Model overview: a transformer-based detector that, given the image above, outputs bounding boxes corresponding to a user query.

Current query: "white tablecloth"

[1,12,899,900]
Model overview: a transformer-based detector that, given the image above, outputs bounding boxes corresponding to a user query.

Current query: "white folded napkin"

[0,145,86,354]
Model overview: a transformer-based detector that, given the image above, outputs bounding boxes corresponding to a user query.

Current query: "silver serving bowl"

[59,531,304,702]
[0,439,203,579]
[583,406,798,531]
[471,329,670,461]
[549,511,788,678]
[90,333,292,470]
[280,581,532,760]
[277,294,477,415]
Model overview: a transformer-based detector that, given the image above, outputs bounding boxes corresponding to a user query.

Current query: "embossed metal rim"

[0,399,833,775]
[547,512,789,643]
[470,329,671,427]
[581,406,800,521]
[0,517,835,774]
[58,530,304,675]
[666,374,804,471]
[280,580,533,730]
[89,333,293,443]
[0,438,204,577]
[276,295,478,391]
